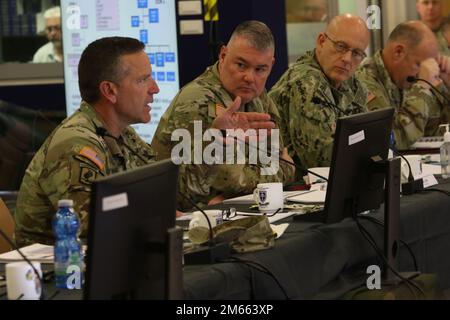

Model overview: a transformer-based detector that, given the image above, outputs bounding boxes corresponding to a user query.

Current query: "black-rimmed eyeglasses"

[324,33,366,63]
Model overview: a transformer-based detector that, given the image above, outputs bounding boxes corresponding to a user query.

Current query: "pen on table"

[284,189,315,200]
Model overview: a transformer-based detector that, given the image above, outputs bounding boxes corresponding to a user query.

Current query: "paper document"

[0,243,53,263]
[307,167,330,184]
[422,163,442,176]
[271,223,289,239]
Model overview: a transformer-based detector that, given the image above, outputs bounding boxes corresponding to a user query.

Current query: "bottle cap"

[440,124,450,143]
[58,199,74,207]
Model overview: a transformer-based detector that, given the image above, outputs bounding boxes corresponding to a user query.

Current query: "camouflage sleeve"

[211,96,295,200]
[357,69,392,111]
[440,85,450,125]
[153,99,219,209]
[265,96,296,183]
[39,141,107,238]
[268,93,291,154]
[393,85,433,150]
[358,66,434,149]
[423,82,449,136]
[271,77,337,171]
[153,96,294,210]
[292,103,336,170]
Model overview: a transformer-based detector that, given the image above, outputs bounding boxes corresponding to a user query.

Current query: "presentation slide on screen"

[61,0,179,143]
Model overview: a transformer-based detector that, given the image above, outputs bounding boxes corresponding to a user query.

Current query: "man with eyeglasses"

[269,14,369,176]
[33,6,63,63]
[357,21,449,150]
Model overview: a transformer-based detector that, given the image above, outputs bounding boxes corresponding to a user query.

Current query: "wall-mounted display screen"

[61,0,179,142]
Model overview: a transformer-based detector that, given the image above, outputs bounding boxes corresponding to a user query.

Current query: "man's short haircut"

[387,22,425,49]
[44,6,60,19]
[78,37,145,103]
[229,20,275,51]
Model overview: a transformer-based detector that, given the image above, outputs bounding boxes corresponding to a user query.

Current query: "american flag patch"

[79,146,105,170]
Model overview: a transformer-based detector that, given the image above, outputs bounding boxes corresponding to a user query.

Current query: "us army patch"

[79,165,97,185]
[79,146,105,170]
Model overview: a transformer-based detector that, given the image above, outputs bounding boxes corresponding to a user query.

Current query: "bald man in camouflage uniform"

[357,21,449,150]
[152,21,295,210]
[269,15,369,175]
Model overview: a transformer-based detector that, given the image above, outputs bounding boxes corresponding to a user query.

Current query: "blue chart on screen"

[60,0,180,143]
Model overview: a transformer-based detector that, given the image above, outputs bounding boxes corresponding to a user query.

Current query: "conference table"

[183,178,450,299]
[1,178,450,300]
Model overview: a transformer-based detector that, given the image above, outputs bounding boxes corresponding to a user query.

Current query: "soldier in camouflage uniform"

[436,18,450,125]
[15,36,282,246]
[152,21,296,210]
[416,0,450,56]
[14,37,160,247]
[357,21,450,150]
[269,15,369,175]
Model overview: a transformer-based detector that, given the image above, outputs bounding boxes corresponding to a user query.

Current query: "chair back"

[0,198,15,253]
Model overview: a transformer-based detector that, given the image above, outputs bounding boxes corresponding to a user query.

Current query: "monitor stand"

[372,156,421,284]
[166,227,184,299]
[292,210,325,223]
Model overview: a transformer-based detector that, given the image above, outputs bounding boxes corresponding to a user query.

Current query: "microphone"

[406,76,450,103]
[311,96,346,117]
[223,132,328,182]
[95,127,150,164]
[177,192,231,265]
[389,142,424,195]
[0,228,45,300]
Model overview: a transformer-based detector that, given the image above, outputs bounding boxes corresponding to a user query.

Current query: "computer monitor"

[85,159,183,299]
[323,108,395,223]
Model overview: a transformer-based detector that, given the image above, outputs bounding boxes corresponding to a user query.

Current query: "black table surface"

[2,178,450,300]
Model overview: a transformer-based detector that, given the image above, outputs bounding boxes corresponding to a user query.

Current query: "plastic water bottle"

[52,199,83,289]
[440,124,450,179]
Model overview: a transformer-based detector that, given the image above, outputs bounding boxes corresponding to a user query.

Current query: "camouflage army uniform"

[356,50,449,150]
[152,62,295,210]
[269,50,368,175]
[15,102,156,246]
[435,28,450,127]
[435,28,450,56]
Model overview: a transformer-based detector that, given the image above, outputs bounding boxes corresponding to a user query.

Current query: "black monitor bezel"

[324,108,395,223]
[84,159,178,299]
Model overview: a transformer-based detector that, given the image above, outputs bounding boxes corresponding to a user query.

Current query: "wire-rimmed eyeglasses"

[324,33,366,63]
